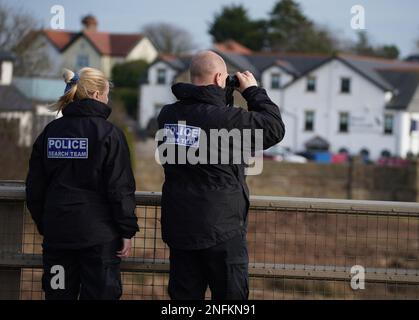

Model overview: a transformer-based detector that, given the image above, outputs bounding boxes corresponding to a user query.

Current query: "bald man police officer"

[157,51,285,300]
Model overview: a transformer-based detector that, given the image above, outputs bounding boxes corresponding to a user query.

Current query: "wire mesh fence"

[1,181,419,300]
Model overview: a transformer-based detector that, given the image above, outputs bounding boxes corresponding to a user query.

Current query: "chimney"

[81,15,98,32]
[0,52,14,85]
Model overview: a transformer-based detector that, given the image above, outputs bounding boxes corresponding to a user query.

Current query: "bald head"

[190,51,228,86]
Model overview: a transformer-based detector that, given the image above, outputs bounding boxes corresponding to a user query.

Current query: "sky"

[5,0,419,57]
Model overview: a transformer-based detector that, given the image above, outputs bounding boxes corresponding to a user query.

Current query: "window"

[360,149,370,162]
[77,54,89,68]
[339,112,349,133]
[411,119,418,132]
[341,77,351,93]
[360,148,370,158]
[306,76,316,92]
[157,68,167,84]
[384,114,394,135]
[271,73,281,89]
[304,111,315,131]
[381,150,391,157]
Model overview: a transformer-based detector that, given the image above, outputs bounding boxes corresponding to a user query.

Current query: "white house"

[23,15,158,77]
[139,55,185,129]
[138,41,419,160]
[280,54,419,160]
[0,52,35,147]
[0,52,62,146]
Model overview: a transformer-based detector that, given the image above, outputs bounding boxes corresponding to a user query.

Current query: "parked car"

[377,156,411,167]
[264,145,308,163]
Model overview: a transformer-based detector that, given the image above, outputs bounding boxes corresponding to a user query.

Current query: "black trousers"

[42,239,122,300]
[168,233,249,300]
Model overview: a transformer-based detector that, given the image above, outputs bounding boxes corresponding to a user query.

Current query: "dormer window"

[77,54,89,69]
[157,68,167,85]
[306,76,316,92]
[271,73,281,89]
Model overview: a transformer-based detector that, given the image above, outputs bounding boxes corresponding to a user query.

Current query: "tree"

[352,31,399,59]
[111,59,149,119]
[375,45,399,60]
[0,1,50,75]
[112,59,149,88]
[142,22,196,55]
[208,1,338,53]
[267,0,337,53]
[208,5,266,51]
[352,31,375,56]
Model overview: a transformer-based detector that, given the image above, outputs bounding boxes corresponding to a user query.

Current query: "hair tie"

[64,74,80,94]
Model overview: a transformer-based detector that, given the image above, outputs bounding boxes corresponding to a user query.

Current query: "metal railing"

[1,180,419,299]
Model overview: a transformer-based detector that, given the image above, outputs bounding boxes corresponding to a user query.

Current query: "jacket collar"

[171,83,226,107]
[62,98,112,119]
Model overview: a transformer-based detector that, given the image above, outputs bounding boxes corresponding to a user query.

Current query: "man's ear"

[214,72,222,87]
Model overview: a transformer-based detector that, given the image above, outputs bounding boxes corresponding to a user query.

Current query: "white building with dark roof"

[0,52,62,146]
[138,41,419,160]
[0,52,35,146]
[280,53,419,160]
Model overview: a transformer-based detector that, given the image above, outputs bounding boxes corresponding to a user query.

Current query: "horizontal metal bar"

[2,181,419,216]
[2,253,419,285]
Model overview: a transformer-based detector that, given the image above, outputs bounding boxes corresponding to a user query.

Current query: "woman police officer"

[26,67,139,300]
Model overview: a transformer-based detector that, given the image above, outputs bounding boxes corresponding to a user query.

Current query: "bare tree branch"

[0,1,50,76]
[142,22,196,55]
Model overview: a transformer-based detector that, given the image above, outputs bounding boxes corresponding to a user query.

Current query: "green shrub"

[111,59,149,88]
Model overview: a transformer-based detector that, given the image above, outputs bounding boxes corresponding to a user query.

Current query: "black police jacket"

[26,98,139,249]
[157,83,285,250]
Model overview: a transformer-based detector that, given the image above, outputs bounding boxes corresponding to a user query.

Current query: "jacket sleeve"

[220,86,286,150]
[103,127,139,239]
[25,131,47,236]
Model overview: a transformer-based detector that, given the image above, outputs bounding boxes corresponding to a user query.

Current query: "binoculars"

[225,75,240,107]
[226,75,240,88]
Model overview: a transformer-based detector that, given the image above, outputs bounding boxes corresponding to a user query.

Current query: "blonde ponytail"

[50,67,109,112]
[63,68,76,83]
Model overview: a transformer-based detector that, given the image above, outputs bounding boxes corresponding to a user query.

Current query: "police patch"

[47,138,88,159]
[164,124,201,147]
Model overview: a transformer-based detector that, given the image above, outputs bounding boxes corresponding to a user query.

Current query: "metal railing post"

[0,198,24,299]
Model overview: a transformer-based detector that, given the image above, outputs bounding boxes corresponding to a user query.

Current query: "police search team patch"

[164,124,201,148]
[47,138,89,159]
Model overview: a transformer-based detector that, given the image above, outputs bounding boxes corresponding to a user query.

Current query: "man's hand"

[117,238,132,258]
[236,71,258,93]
